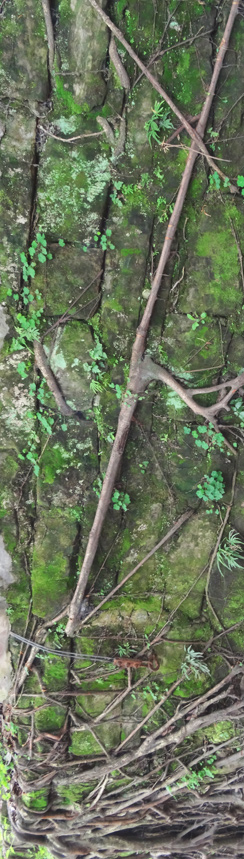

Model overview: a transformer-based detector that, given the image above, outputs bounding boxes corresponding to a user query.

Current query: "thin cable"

[9,631,112,662]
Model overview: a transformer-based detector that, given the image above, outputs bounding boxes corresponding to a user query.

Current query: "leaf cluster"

[112,490,131,511]
[196,470,225,508]
[184,423,225,452]
[144,101,173,147]
[181,645,210,680]
[21,232,53,281]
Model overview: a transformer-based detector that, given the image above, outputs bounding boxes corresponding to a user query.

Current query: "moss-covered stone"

[56,0,108,106]
[0,0,47,99]
[37,138,111,241]
[37,244,103,319]
[32,510,78,617]
[162,514,217,616]
[178,202,243,316]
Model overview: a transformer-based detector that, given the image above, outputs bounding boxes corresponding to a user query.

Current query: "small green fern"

[217,529,244,576]
[90,379,103,393]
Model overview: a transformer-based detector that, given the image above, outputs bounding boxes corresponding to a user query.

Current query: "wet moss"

[70,729,102,756]
[22,789,49,811]
[32,511,77,617]
[205,720,235,745]
[57,783,91,805]
[42,655,68,692]
[35,707,65,733]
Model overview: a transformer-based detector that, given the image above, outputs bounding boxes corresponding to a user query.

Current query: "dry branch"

[66,0,241,637]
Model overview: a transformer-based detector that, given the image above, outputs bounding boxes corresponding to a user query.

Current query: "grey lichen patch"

[0,536,14,589]
[0,353,34,441]
[37,139,111,242]
[0,305,9,350]
[0,601,12,703]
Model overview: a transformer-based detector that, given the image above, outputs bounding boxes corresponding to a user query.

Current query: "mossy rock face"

[177,203,242,316]
[114,0,168,64]
[0,355,33,440]
[56,783,91,805]
[76,691,118,720]
[0,112,36,299]
[38,425,96,495]
[204,720,235,745]
[47,321,94,414]
[210,562,244,643]
[56,0,107,106]
[37,244,103,318]
[22,788,50,812]
[100,217,153,356]
[42,653,69,692]
[225,334,244,375]
[70,729,103,757]
[162,514,217,616]
[213,20,244,176]
[159,311,224,388]
[2,0,244,796]
[0,0,47,99]
[35,705,66,733]
[37,138,111,242]
[32,510,78,617]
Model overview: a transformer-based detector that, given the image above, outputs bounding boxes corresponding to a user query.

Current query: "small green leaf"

[17,362,28,379]
[38,253,46,263]
[59,238,65,246]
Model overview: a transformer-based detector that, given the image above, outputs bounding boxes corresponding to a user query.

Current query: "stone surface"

[0,600,12,702]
